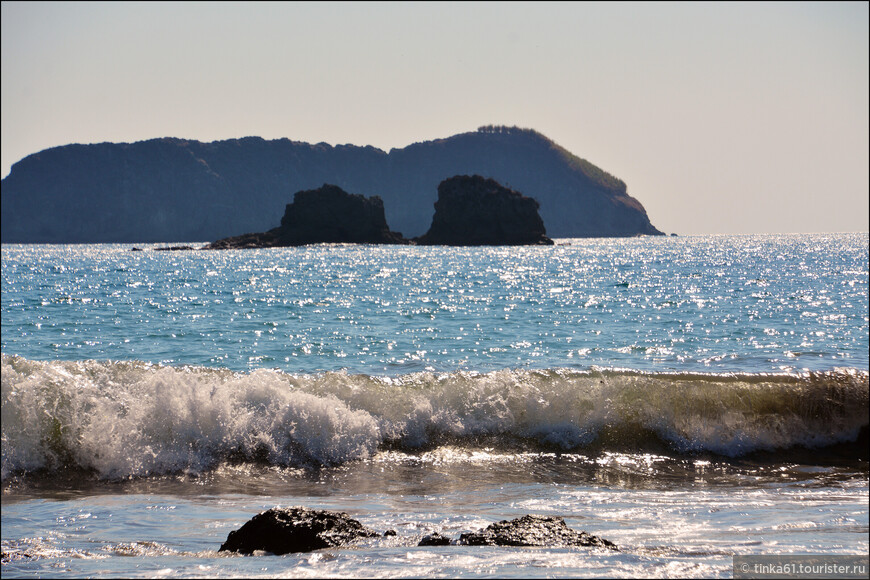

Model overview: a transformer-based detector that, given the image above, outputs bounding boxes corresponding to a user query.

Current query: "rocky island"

[1,126,664,243]
[204,184,407,249]
[415,175,553,246]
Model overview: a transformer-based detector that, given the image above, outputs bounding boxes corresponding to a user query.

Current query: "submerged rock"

[131,245,194,251]
[415,175,553,246]
[218,506,380,555]
[1,550,34,563]
[203,229,281,250]
[204,184,408,249]
[458,515,617,549]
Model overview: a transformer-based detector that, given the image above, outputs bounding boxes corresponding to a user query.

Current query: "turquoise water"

[2,234,868,578]
[2,234,867,374]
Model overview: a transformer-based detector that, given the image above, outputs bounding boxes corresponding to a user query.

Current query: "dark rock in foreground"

[1,550,35,564]
[204,184,407,249]
[418,532,452,546]
[218,506,380,555]
[415,175,553,246]
[219,508,615,554]
[458,515,617,549]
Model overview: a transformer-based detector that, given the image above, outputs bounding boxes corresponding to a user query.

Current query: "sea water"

[2,233,867,578]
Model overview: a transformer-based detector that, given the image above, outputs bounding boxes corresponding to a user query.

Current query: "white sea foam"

[1,355,381,479]
[2,354,867,480]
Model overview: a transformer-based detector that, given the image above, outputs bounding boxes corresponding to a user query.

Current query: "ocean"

[2,233,868,578]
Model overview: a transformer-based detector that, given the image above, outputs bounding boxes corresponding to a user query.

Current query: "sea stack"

[415,175,553,246]
[204,184,408,249]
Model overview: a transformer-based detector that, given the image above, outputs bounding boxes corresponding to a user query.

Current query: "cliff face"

[0,127,664,243]
[415,176,553,246]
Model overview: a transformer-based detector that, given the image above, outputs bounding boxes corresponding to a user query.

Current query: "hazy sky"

[2,1,867,235]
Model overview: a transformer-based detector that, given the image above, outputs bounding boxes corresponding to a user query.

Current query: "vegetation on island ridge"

[477,125,627,194]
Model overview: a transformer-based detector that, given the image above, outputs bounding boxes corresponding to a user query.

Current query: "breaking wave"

[2,354,867,480]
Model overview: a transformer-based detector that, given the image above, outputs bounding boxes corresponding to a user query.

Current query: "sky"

[1,1,867,235]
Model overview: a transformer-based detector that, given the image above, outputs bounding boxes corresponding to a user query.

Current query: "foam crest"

[2,354,867,480]
[1,355,380,480]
